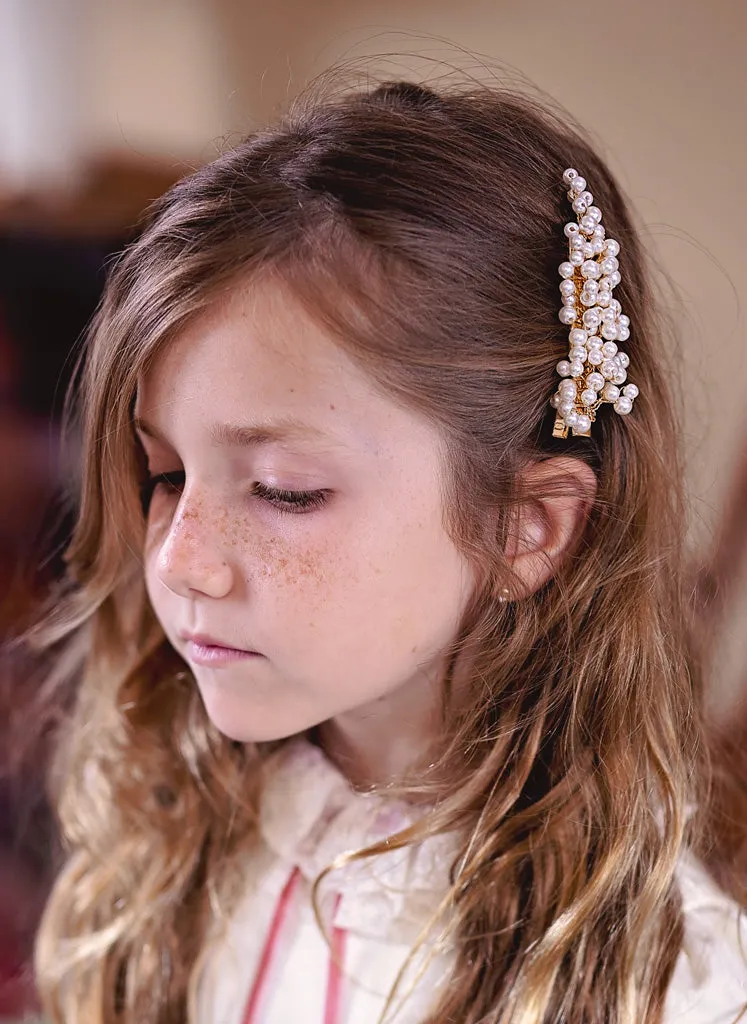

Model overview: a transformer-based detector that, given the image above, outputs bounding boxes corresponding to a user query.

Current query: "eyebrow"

[133,414,344,450]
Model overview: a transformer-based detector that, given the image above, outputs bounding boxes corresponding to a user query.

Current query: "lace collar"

[257,736,459,941]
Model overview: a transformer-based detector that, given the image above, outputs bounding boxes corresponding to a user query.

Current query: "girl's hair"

[31,73,710,1023]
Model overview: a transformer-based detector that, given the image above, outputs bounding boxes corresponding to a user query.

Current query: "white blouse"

[196,737,747,1024]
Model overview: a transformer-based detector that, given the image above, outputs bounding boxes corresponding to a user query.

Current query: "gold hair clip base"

[552,413,591,439]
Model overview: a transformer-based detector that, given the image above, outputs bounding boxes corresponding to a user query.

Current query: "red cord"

[241,868,346,1024]
[324,893,346,1024]
[241,867,301,1024]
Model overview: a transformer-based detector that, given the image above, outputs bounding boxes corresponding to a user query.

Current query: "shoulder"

[664,852,747,1023]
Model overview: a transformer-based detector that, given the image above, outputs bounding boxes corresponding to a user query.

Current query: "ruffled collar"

[258,736,459,941]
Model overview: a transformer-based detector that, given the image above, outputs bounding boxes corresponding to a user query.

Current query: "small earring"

[497,586,511,603]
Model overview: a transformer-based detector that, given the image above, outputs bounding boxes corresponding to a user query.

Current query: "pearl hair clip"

[550,167,639,438]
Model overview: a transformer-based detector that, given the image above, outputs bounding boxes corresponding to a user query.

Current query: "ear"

[503,457,597,600]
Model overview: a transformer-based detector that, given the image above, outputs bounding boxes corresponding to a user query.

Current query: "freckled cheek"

[247,530,344,609]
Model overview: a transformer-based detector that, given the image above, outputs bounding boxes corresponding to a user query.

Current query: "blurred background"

[0,0,745,1018]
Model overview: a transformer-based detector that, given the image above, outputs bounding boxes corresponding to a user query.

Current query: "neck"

[314,659,450,791]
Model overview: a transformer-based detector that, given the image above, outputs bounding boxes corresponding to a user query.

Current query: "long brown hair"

[32,74,709,1023]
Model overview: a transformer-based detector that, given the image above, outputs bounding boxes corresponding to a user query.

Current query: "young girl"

[29,77,746,1023]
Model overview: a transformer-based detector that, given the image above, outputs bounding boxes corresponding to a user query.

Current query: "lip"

[179,632,262,667]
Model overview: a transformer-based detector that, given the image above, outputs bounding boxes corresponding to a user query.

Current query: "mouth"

[179,632,263,667]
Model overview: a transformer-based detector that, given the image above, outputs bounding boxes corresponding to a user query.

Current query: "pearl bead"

[580,215,596,233]
[614,396,633,415]
[605,239,620,257]
[581,388,597,406]
[565,409,580,428]
[592,238,606,254]
[622,383,639,399]
[592,224,606,240]
[550,392,561,408]
[575,413,592,433]
[569,345,586,361]
[570,250,584,266]
[583,243,594,258]
[587,372,605,390]
[609,270,621,287]
[559,262,575,278]
[602,341,618,358]
[563,168,579,185]
[571,233,586,249]
[601,359,617,379]
[572,176,587,193]
[588,350,603,365]
[562,294,577,307]
[609,299,622,314]
[559,307,577,324]
[582,310,601,328]
[617,325,630,341]
[559,399,576,416]
[569,328,588,345]
[618,314,630,328]
[560,279,576,296]
[600,256,619,275]
[617,352,630,368]
[556,360,572,377]
[587,206,602,223]
[570,360,585,377]
[596,292,610,308]
[603,383,620,401]
[565,222,581,238]
[580,191,593,207]
[581,292,598,307]
[600,323,618,340]
[572,197,589,214]
[559,379,576,396]
[612,369,627,385]
[581,260,600,279]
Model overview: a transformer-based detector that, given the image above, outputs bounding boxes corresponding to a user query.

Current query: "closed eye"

[250,481,330,514]
[140,471,329,516]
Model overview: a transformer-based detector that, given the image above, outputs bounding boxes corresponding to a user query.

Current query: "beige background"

[2,0,745,711]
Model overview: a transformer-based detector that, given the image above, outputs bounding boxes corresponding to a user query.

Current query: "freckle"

[329,403,335,410]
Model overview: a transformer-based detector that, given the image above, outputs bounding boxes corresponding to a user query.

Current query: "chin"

[198,690,317,744]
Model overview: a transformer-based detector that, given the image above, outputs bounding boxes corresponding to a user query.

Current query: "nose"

[154,495,234,600]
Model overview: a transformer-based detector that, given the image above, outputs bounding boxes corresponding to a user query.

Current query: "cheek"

[248,529,341,598]
[240,520,366,645]
[250,510,467,653]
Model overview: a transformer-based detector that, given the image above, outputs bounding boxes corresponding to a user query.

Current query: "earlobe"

[504,458,597,600]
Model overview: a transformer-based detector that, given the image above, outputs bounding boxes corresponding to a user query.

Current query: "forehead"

[135,275,429,461]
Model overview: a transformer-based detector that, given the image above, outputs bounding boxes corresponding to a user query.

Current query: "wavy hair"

[31,74,708,1023]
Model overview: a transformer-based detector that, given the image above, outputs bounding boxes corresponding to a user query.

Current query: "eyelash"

[139,471,330,516]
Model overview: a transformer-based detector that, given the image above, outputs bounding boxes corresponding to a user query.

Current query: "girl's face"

[136,276,476,746]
